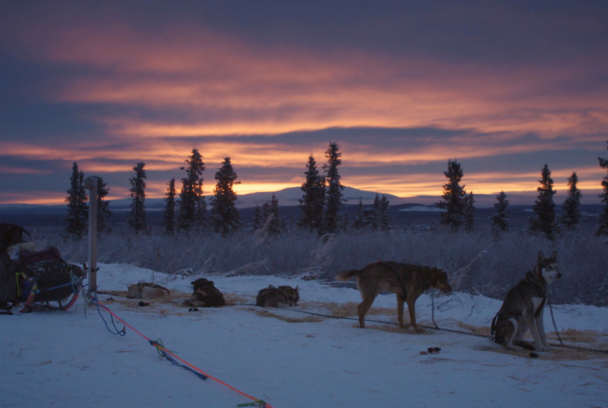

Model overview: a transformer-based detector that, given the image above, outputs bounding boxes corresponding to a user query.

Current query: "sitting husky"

[491,251,561,351]
[127,282,170,299]
[256,285,299,308]
[185,278,225,307]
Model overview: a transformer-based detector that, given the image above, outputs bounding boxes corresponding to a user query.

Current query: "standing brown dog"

[336,261,452,333]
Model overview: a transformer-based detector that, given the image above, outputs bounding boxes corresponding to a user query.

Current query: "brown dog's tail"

[335,269,360,281]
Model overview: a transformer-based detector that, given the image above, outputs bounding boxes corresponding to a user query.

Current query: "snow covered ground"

[2,263,608,408]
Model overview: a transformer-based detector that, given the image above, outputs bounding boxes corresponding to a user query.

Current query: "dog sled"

[0,223,85,313]
[17,247,85,312]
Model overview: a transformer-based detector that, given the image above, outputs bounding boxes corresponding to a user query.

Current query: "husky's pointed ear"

[550,251,557,261]
[295,285,299,294]
[537,251,545,263]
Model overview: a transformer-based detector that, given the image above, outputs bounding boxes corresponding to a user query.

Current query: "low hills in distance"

[0,186,603,230]
[2,185,602,211]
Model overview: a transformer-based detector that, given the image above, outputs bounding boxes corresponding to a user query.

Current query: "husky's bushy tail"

[335,269,360,281]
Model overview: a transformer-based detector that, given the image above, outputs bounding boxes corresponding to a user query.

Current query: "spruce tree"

[362,193,391,231]
[561,172,582,231]
[323,142,345,234]
[298,155,326,233]
[270,194,283,234]
[370,194,381,230]
[340,211,351,232]
[127,162,148,234]
[597,141,608,237]
[529,164,558,240]
[96,177,112,235]
[437,160,466,231]
[362,207,377,229]
[261,201,272,223]
[252,206,262,231]
[260,194,282,236]
[65,162,88,239]
[162,178,177,235]
[352,200,365,230]
[377,195,391,231]
[178,148,206,232]
[463,192,475,232]
[210,157,241,234]
[491,191,509,235]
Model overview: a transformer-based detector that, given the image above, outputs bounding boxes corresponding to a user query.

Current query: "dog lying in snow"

[126,282,170,299]
[255,285,299,308]
[184,278,225,307]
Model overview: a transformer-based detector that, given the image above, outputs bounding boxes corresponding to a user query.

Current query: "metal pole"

[85,176,99,294]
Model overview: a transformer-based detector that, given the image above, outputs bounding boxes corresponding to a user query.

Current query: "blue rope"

[69,270,83,295]
[25,267,84,294]
[36,281,73,292]
[149,339,208,380]
[93,297,126,336]
[84,287,206,381]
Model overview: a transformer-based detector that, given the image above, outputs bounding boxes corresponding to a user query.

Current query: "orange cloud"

[0,191,67,205]
[3,12,607,205]
[11,18,603,141]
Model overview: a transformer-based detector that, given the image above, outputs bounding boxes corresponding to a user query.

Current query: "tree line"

[64,142,348,237]
[438,141,608,239]
[65,141,608,240]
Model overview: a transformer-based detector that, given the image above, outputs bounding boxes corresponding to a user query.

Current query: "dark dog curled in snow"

[256,285,299,308]
[184,278,225,308]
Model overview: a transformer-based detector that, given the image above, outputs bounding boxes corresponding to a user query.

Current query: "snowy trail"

[1,264,608,408]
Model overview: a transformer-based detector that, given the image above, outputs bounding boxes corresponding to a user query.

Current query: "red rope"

[95,299,274,408]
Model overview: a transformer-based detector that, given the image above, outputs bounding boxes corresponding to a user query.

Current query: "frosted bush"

[30,225,608,305]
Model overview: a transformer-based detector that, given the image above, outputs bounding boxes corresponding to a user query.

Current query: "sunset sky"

[1,1,607,205]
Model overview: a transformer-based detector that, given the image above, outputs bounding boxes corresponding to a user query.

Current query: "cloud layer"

[1,1,607,204]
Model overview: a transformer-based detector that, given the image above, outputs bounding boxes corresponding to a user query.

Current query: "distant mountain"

[1,187,603,230]
[1,187,603,213]
[234,186,402,208]
[233,188,569,208]
[105,186,403,210]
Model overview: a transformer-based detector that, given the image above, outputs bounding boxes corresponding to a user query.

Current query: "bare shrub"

[28,224,608,305]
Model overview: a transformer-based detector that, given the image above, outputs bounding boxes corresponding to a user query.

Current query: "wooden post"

[85,176,99,293]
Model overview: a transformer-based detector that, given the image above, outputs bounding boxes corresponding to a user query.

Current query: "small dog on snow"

[184,278,225,308]
[491,251,561,352]
[255,285,299,308]
[126,282,170,299]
